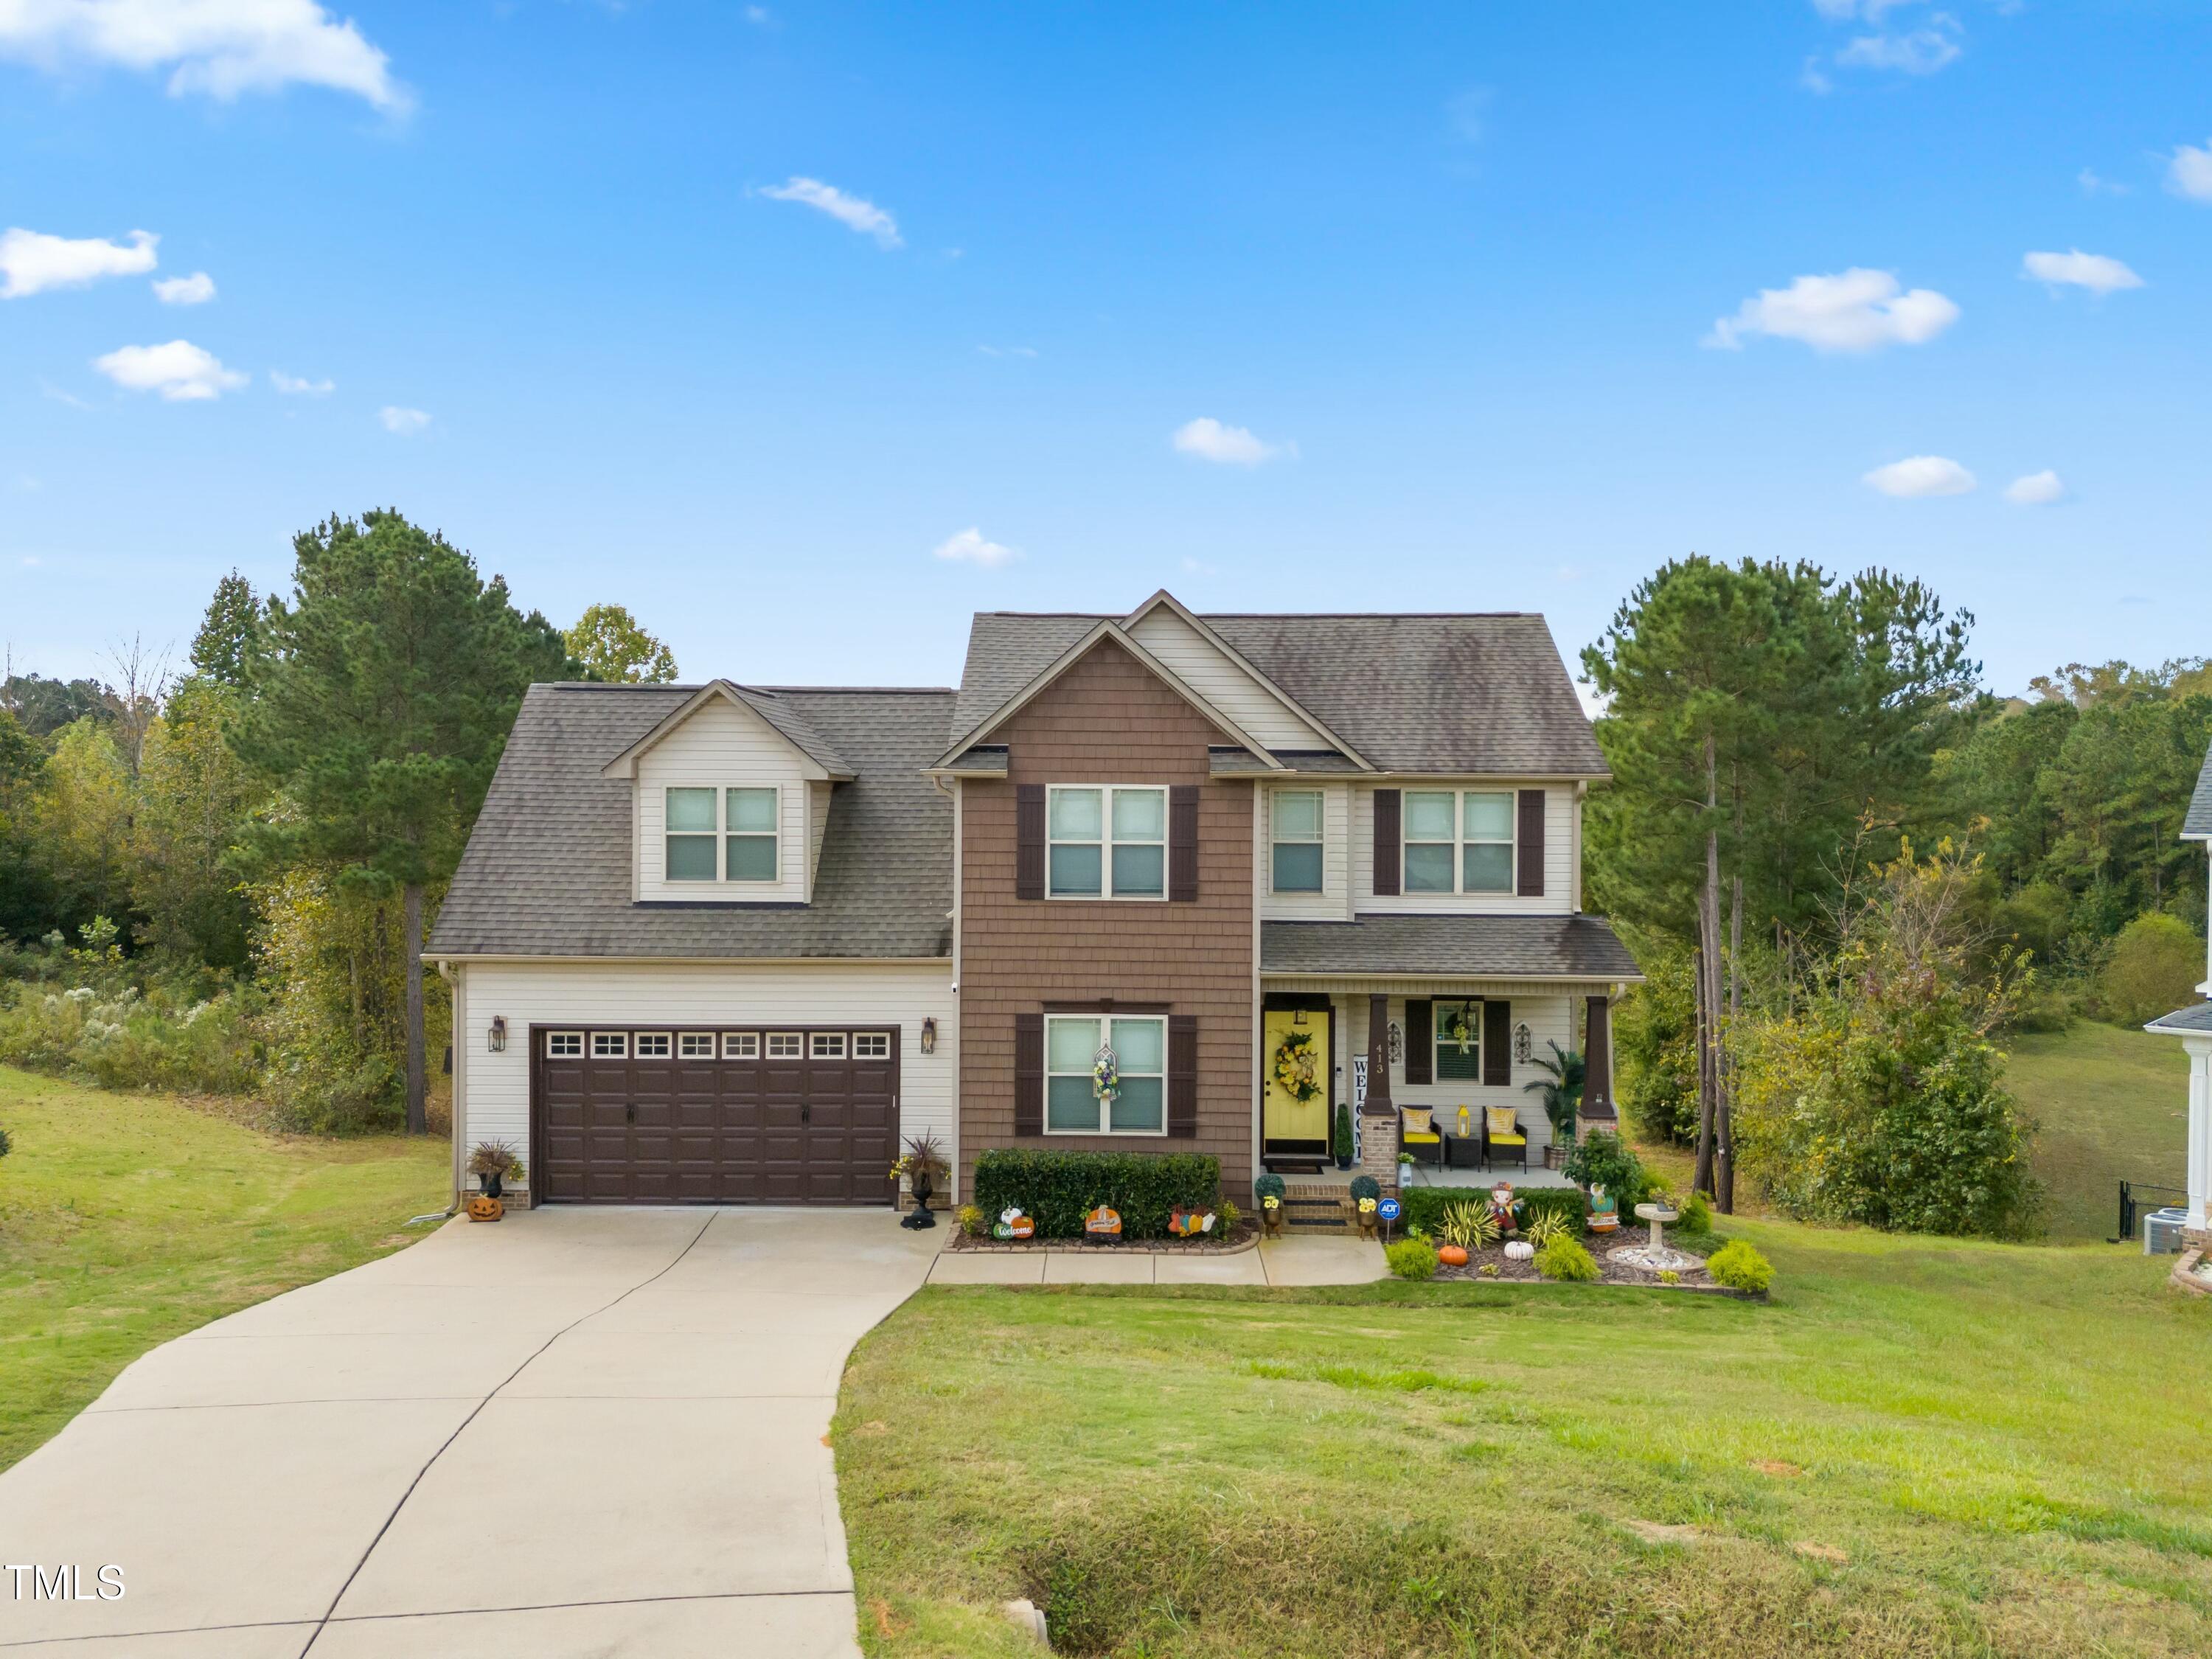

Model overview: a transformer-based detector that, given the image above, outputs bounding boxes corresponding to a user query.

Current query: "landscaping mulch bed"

[1425,1235,1718,1288]
[946,1220,1260,1254]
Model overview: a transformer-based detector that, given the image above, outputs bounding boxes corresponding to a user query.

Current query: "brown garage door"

[533,1026,899,1204]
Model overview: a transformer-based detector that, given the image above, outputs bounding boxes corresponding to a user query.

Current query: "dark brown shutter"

[1482,999,1512,1087]
[1168,785,1199,902]
[1517,788,1545,898]
[1373,789,1401,897]
[1404,998,1432,1085]
[1167,1014,1198,1138]
[1015,785,1046,901]
[1013,1012,1044,1136]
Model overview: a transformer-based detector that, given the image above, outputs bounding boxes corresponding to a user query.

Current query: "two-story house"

[425,592,1641,1209]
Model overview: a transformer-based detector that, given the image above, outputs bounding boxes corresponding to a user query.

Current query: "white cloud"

[1834,24,1961,74]
[0,0,403,109]
[2004,470,2065,505]
[1863,456,1975,498]
[270,370,332,395]
[2078,167,2129,196]
[931,527,1020,568]
[1172,417,1293,466]
[152,270,215,305]
[744,5,772,22]
[0,226,157,297]
[1706,268,1959,352]
[759,177,902,248]
[91,338,246,400]
[379,405,430,435]
[1811,1,1919,18]
[2166,138,2212,203]
[2021,248,2142,295]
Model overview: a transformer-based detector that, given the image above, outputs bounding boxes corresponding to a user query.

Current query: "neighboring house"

[2143,738,2212,1237]
[425,591,1641,1208]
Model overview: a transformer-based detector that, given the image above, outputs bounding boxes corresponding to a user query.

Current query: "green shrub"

[2101,912,2206,1026]
[1705,1239,1773,1293]
[1534,1235,1599,1282]
[0,976,262,1098]
[1384,1239,1437,1280]
[1437,1203,1495,1250]
[1514,1186,1590,1232]
[1677,1192,1712,1234]
[1615,939,1700,1144]
[1332,1102,1353,1164]
[1562,1130,1647,1214]
[1253,1172,1286,1204]
[1347,1173,1380,1203]
[971,1149,1221,1240]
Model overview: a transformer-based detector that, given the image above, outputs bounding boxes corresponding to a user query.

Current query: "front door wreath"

[1270,1028,1323,1104]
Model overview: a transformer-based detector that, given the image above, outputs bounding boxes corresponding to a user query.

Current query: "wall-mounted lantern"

[920,1017,937,1055]
[487,1015,507,1053]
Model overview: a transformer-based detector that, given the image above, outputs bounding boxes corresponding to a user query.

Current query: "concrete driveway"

[0,1207,942,1657]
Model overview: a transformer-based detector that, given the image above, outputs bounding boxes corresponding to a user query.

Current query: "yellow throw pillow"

[1485,1105,1518,1137]
[1401,1107,1433,1135]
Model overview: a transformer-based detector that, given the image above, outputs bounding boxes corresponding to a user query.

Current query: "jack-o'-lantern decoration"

[465,1193,504,1223]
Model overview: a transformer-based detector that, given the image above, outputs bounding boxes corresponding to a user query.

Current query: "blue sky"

[4,1,2207,697]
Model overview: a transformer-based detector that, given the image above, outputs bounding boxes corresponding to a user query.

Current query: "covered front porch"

[1255,914,1641,1204]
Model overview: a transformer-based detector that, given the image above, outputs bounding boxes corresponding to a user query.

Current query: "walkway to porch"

[1270,1164,1579,1234]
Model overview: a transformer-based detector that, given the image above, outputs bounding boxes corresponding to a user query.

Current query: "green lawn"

[0,1065,451,1472]
[2009,1022,2191,1241]
[836,1223,2209,1659]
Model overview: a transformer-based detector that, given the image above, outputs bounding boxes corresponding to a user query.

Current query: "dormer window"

[665,785,779,883]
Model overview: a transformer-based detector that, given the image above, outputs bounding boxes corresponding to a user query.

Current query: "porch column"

[1578,993,1618,1138]
[2187,1036,2211,1235]
[1360,993,1401,1187]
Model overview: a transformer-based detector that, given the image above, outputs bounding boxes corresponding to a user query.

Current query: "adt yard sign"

[1377,1197,1402,1223]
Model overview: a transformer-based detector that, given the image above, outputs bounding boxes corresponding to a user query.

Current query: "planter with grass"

[465,1140,522,1221]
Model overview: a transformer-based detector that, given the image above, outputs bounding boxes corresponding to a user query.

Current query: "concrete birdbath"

[1610,1201,1700,1275]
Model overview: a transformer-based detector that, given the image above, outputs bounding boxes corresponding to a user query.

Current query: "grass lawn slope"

[837,1222,2209,1658]
[0,1066,450,1472]
[2010,1023,2191,1241]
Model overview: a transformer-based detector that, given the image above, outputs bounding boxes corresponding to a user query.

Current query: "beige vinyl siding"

[1259,782,1354,922]
[1337,990,1575,1160]
[1124,604,1329,751]
[1351,782,1575,915]
[807,779,832,900]
[453,959,959,1193]
[635,698,810,901]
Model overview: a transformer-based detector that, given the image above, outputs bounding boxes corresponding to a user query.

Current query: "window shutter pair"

[1403,998,1512,1087]
[1374,787,1545,897]
[1012,1009,1198,1140]
[1015,782,1198,902]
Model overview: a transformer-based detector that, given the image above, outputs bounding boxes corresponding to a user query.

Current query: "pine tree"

[232,511,570,1133]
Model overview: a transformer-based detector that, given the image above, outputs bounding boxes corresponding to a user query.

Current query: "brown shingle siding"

[959,638,1256,1193]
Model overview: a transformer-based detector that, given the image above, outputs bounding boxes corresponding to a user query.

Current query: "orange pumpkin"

[465,1194,504,1223]
[1437,1244,1470,1267]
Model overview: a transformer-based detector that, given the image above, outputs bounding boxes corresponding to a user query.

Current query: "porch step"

[1281,1184,1355,1233]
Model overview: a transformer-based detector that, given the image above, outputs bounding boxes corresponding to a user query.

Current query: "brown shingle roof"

[1262,914,1641,979]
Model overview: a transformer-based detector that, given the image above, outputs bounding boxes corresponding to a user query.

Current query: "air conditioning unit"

[2143,1208,2191,1256]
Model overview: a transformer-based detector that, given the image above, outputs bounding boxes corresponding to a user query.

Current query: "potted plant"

[1255,1172,1287,1238]
[1523,1042,1583,1168]
[891,1133,948,1230]
[466,1140,521,1222]
[1397,1150,1416,1189]
[1332,1102,1354,1170]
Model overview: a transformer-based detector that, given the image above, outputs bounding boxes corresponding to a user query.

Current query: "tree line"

[1586,554,2210,1233]
[0,509,678,1133]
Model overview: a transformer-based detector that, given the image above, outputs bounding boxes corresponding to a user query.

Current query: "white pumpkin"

[1504,1240,1535,1262]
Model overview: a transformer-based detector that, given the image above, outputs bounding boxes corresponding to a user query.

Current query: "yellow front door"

[1262,1007,1330,1151]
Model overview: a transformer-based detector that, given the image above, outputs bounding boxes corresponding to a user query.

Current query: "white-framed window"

[810,1032,847,1059]
[853,1032,891,1060]
[664,785,779,884]
[722,1032,760,1059]
[1048,785,1166,900]
[679,1033,715,1058]
[1044,1013,1166,1135]
[767,1032,803,1059]
[635,1032,672,1058]
[1271,789,1324,894]
[546,1031,583,1058]
[1403,790,1515,894]
[1434,998,1482,1082]
[591,1032,627,1058]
